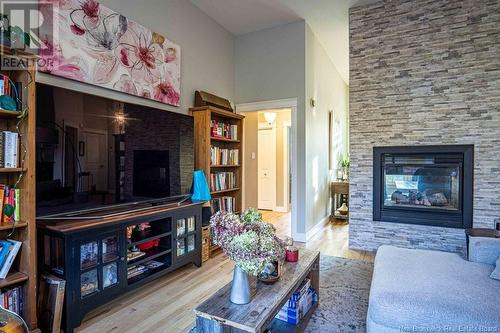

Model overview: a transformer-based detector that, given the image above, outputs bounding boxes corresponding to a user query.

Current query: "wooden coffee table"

[194,249,320,333]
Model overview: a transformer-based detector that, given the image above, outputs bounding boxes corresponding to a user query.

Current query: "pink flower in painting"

[113,74,138,95]
[70,0,127,51]
[70,24,85,35]
[81,0,100,23]
[39,40,88,82]
[153,81,180,106]
[116,21,164,84]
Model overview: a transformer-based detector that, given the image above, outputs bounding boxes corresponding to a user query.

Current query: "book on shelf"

[0,240,11,269]
[210,196,236,214]
[38,274,66,333]
[210,120,238,140]
[0,131,19,168]
[0,239,22,279]
[0,285,23,316]
[127,250,146,262]
[0,74,24,112]
[0,185,21,225]
[210,146,239,166]
[127,260,164,279]
[210,172,236,192]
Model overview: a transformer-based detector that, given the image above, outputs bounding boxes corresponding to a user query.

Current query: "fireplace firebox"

[373,145,473,228]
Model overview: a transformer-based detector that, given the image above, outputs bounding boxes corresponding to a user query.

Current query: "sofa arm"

[468,236,500,265]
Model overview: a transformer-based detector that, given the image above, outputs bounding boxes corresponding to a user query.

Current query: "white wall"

[305,24,349,234]
[235,21,349,239]
[235,21,307,234]
[37,0,234,115]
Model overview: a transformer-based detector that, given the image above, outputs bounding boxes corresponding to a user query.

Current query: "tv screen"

[36,84,194,216]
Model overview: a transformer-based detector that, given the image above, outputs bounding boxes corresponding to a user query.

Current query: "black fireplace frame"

[373,145,473,229]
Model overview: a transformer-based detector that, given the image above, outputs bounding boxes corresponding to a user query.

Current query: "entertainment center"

[37,199,203,333]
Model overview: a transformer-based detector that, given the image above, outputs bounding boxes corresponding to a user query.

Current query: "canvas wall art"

[38,0,181,106]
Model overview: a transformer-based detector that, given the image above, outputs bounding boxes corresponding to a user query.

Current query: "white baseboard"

[306,216,330,242]
[274,206,289,213]
[292,216,329,244]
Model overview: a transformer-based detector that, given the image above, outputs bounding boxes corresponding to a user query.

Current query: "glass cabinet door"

[79,232,123,299]
[174,215,197,260]
[176,218,186,237]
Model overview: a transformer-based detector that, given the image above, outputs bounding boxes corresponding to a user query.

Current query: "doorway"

[242,109,291,213]
[84,130,108,191]
[237,100,296,238]
[258,123,276,210]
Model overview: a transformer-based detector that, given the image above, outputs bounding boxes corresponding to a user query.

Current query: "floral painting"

[38,0,181,106]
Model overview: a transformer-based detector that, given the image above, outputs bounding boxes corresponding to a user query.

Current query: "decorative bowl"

[258,262,282,285]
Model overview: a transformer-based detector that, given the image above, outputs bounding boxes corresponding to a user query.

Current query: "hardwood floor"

[77,211,374,333]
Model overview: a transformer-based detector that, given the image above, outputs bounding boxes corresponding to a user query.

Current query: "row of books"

[210,196,236,214]
[0,74,23,112]
[0,285,23,316]
[127,260,164,279]
[210,172,237,192]
[275,278,317,325]
[0,131,19,168]
[0,239,22,279]
[210,146,239,166]
[0,185,20,225]
[210,120,238,140]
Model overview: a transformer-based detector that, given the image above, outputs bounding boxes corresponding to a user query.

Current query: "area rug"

[189,256,374,333]
[305,256,373,333]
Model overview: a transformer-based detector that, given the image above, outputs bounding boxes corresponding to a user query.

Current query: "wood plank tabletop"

[194,249,320,333]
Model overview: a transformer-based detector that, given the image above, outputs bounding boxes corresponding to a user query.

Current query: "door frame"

[83,128,109,191]
[277,121,291,213]
[236,98,298,240]
[257,122,277,211]
[62,121,79,190]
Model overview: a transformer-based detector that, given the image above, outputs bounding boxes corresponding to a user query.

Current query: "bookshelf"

[0,48,37,330]
[191,106,244,256]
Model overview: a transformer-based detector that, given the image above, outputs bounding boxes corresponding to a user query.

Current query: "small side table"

[331,181,349,222]
[465,228,500,260]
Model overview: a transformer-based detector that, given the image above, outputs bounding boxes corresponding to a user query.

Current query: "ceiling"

[191,0,379,84]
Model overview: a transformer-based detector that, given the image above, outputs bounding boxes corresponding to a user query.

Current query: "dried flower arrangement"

[210,208,285,276]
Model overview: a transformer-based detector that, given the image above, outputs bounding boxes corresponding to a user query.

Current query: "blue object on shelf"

[191,170,211,202]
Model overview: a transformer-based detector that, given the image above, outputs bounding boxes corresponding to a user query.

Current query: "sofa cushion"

[368,245,500,331]
[491,256,500,281]
[469,236,500,265]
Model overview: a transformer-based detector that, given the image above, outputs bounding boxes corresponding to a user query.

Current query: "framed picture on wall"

[38,0,181,107]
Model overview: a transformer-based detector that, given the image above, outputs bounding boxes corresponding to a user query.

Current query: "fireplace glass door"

[383,154,462,212]
[373,145,473,229]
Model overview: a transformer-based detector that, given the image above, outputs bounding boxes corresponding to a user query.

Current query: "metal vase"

[230,265,251,304]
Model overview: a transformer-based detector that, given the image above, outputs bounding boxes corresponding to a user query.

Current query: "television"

[35,84,194,217]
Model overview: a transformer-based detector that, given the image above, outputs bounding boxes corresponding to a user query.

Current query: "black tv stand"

[37,201,203,333]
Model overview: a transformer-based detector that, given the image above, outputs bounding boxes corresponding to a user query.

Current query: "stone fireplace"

[349,0,500,254]
[373,145,473,229]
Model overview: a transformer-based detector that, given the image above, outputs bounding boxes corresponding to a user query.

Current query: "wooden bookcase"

[0,47,37,330]
[190,106,244,256]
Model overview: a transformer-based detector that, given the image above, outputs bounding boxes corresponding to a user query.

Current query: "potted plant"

[339,156,350,181]
[210,208,285,304]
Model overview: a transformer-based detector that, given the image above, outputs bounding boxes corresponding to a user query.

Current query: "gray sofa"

[367,242,500,333]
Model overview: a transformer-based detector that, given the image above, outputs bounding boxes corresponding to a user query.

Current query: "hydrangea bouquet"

[210,208,285,276]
